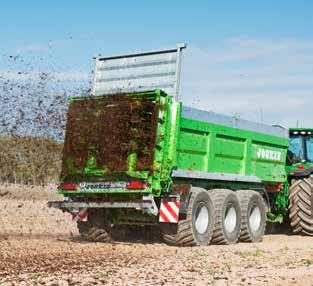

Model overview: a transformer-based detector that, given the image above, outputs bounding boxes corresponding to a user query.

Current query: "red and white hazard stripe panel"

[159,199,180,223]
[71,208,88,222]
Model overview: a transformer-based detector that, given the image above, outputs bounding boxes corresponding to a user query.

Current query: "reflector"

[59,183,77,190]
[126,180,146,190]
[297,165,306,170]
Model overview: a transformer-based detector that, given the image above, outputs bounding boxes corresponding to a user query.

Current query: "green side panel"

[214,134,245,174]
[250,141,287,182]
[176,117,288,184]
[149,90,180,195]
[177,130,209,171]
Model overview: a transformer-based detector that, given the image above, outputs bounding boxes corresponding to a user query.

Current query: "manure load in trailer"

[49,44,290,246]
[61,93,159,179]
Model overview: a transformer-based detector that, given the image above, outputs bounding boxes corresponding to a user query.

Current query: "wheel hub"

[224,205,237,233]
[249,206,261,232]
[195,204,209,234]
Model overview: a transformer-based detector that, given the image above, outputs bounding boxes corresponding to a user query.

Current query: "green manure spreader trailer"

[49,44,312,246]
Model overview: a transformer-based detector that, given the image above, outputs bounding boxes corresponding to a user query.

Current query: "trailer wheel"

[162,187,214,246]
[77,209,111,242]
[237,190,266,242]
[211,189,241,244]
[88,227,111,242]
[289,175,313,235]
[77,221,91,237]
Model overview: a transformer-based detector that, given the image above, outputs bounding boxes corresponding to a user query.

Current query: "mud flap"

[159,198,180,223]
[71,208,88,222]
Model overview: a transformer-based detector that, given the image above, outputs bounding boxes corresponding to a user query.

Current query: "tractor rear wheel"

[77,209,111,242]
[211,189,241,244]
[237,190,266,242]
[289,175,313,235]
[162,187,215,246]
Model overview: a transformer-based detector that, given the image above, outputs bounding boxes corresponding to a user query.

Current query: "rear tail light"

[59,183,77,191]
[297,165,306,170]
[126,180,147,190]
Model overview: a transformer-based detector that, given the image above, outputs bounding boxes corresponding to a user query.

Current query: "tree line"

[0,136,62,185]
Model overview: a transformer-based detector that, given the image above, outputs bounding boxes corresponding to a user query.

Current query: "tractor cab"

[287,128,313,166]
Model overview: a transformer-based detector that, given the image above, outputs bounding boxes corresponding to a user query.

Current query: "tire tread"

[289,175,313,235]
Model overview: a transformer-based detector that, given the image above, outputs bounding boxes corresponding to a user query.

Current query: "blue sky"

[1,1,313,127]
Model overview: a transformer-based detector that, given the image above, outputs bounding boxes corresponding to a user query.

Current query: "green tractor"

[287,128,313,235]
[268,128,313,235]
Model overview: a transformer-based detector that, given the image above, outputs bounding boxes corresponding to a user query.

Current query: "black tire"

[237,190,266,242]
[77,220,91,237]
[289,175,313,235]
[88,227,111,242]
[211,189,241,244]
[162,187,215,246]
[77,209,111,242]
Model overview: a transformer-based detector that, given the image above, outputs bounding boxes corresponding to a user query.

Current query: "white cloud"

[0,70,89,81]
[181,38,313,128]
[52,71,90,81]
[189,38,313,64]
[15,43,52,53]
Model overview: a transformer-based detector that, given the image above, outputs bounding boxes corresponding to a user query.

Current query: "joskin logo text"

[257,148,281,161]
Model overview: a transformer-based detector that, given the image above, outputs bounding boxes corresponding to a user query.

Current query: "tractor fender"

[288,166,313,179]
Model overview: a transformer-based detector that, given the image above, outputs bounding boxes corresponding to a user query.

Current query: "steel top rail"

[182,106,289,138]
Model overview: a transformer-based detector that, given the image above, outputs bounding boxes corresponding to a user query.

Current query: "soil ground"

[1,184,313,286]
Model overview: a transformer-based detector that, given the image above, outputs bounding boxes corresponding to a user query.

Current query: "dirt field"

[1,184,313,285]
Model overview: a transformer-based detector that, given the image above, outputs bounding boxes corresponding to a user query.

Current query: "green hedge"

[0,136,62,185]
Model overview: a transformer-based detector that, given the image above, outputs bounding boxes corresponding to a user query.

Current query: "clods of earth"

[0,184,313,285]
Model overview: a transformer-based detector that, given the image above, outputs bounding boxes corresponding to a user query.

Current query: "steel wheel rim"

[249,205,261,232]
[195,203,209,234]
[224,205,237,233]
